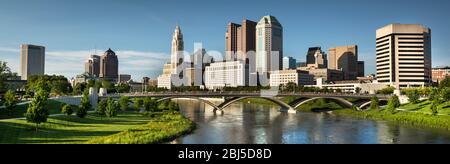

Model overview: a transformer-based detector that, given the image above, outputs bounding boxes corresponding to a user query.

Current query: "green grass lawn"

[400,100,450,115]
[0,100,67,119]
[87,112,195,144]
[0,112,155,144]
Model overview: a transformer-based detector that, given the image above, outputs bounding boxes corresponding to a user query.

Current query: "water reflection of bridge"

[103,92,391,113]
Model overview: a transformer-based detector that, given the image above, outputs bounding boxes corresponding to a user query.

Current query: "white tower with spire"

[171,25,184,73]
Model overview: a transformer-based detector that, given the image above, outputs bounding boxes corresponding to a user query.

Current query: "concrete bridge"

[101,92,391,113]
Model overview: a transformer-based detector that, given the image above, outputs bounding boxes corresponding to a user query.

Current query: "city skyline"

[1,0,450,81]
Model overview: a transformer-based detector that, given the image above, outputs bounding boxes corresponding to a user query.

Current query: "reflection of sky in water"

[174,99,450,144]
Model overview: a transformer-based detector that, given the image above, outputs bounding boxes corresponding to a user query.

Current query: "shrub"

[61,104,73,116]
[119,96,130,111]
[370,96,379,110]
[77,91,91,118]
[134,98,143,112]
[106,98,117,118]
[407,90,420,104]
[386,95,401,114]
[97,99,107,116]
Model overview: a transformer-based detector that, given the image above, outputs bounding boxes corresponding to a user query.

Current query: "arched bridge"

[103,92,391,113]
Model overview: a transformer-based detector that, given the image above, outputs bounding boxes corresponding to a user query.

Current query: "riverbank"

[87,112,195,144]
[0,111,194,144]
[332,109,450,130]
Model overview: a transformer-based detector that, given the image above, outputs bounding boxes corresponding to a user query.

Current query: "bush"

[377,87,395,95]
[134,98,143,112]
[370,96,379,110]
[407,90,420,104]
[144,98,157,112]
[106,98,117,118]
[119,96,130,111]
[61,104,73,116]
[77,91,90,118]
[97,99,107,116]
[386,95,401,113]
[4,90,18,116]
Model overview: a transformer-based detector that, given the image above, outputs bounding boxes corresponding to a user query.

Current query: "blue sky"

[0,0,449,81]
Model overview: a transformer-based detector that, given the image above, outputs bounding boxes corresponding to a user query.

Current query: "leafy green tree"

[429,88,440,102]
[134,98,143,112]
[439,76,450,88]
[77,91,91,118]
[144,98,158,112]
[370,96,379,110]
[4,90,18,115]
[116,83,131,93]
[119,96,130,111]
[0,61,17,92]
[72,82,87,95]
[377,87,395,95]
[386,95,401,114]
[106,98,117,117]
[97,99,107,116]
[441,88,450,102]
[430,99,439,116]
[168,101,180,111]
[87,80,95,88]
[24,89,49,131]
[407,90,420,104]
[61,103,73,116]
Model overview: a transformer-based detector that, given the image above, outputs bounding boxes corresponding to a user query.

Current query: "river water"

[172,99,450,144]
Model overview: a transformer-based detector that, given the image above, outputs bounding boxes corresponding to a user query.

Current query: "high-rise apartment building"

[376,24,432,87]
[225,19,257,62]
[100,48,119,81]
[20,44,45,80]
[328,45,360,80]
[85,55,100,77]
[256,15,283,73]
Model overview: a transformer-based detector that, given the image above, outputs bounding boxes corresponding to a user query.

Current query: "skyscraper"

[256,15,283,73]
[20,44,45,80]
[85,55,100,77]
[358,61,365,77]
[283,56,296,70]
[225,19,256,62]
[328,45,360,80]
[306,47,327,69]
[158,25,185,89]
[100,48,119,81]
[376,24,432,87]
[171,25,184,74]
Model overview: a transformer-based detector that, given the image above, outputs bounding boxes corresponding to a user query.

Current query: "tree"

[386,95,401,114]
[72,82,87,95]
[0,61,17,92]
[430,99,439,116]
[77,91,91,118]
[439,76,450,89]
[4,90,18,115]
[407,90,420,104]
[119,96,130,111]
[168,101,180,111]
[24,89,49,131]
[441,88,450,102]
[106,98,117,118]
[144,98,158,112]
[116,83,131,93]
[429,88,440,102]
[134,98,143,112]
[97,99,107,116]
[370,96,379,110]
[61,104,73,116]
[377,87,395,95]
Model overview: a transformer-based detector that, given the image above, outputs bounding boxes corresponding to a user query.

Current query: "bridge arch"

[292,97,354,109]
[157,96,221,111]
[218,96,294,111]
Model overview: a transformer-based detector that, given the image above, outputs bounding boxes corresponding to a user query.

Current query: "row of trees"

[369,95,401,114]
[73,79,132,95]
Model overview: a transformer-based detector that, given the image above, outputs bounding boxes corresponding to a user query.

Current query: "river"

[172,99,450,144]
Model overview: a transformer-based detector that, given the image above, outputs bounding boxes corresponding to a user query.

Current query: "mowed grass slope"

[0,100,66,119]
[0,112,153,144]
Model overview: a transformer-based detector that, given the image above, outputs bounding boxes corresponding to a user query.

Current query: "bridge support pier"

[288,109,297,114]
